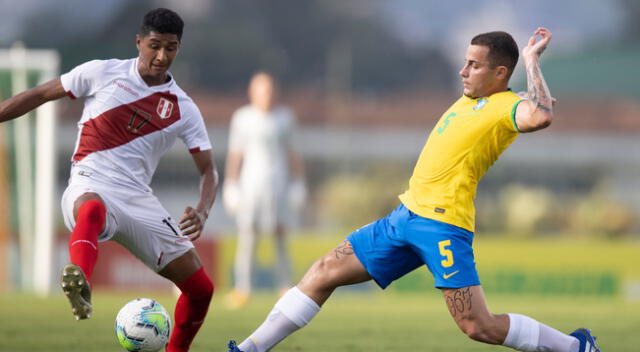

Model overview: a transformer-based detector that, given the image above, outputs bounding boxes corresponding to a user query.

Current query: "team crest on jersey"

[473,98,488,111]
[156,97,174,119]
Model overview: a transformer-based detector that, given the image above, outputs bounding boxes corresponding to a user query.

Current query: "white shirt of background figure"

[223,72,306,309]
[224,72,306,230]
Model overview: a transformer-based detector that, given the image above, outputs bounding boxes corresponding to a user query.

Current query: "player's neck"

[253,103,274,113]
[471,85,509,99]
[486,82,509,97]
[140,73,170,87]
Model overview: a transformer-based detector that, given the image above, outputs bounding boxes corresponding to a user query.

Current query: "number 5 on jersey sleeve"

[438,240,454,268]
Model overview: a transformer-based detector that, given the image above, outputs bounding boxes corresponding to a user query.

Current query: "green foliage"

[567,182,635,237]
[476,181,636,237]
[315,163,408,229]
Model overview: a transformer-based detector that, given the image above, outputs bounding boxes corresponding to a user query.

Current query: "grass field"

[1,290,638,351]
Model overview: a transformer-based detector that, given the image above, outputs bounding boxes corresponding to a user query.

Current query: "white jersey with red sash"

[61,58,211,192]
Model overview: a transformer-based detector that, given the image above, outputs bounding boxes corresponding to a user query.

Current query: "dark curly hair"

[140,8,184,41]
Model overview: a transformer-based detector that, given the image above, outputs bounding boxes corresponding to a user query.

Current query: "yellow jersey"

[398,90,523,232]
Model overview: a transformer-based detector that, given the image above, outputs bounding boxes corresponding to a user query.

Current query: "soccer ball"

[115,298,172,352]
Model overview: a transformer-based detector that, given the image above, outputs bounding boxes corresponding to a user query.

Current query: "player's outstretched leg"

[442,285,589,351]
[61,197,105,320]
[227,240,371,352]
[570,328,601,352]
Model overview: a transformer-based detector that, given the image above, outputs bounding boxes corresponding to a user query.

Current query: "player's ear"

[495,65,508,80]
[135,34,142,50]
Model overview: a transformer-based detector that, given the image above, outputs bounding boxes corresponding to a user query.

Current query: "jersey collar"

[132,58,175,90]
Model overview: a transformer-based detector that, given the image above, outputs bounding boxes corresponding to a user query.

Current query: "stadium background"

[1,0,639,351]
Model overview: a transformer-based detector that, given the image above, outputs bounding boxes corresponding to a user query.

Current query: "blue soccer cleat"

[570,328,601,352]
[227,340,244,352]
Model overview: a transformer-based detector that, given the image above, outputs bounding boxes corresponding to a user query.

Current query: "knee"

[274,225,286,238]
[75,199,106,223]
[197,273,214,302]
[303,255,337,287]
[312,255,334,276]
[458,317,501,344]
[183,270,214,302]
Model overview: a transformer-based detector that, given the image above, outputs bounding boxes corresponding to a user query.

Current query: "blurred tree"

[620,0,640,43]
[187,0,453,93]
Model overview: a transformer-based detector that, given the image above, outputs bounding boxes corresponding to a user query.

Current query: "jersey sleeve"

[227,109,246,152]
[178,101,212,153]
[59,60,106,99]
[501,97,525,133]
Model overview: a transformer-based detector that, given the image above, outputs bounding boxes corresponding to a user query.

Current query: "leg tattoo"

[333,240,355,259]
[444,287,473,319]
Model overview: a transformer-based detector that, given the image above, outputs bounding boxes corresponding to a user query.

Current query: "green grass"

[1,290,638,351]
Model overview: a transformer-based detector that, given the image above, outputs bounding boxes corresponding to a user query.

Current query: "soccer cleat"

[60,263,92,320]
[223,290,250,310]
[227,340,244,352]
[570,328,601,352]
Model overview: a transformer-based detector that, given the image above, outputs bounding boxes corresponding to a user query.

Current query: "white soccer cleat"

[60,263,93,320]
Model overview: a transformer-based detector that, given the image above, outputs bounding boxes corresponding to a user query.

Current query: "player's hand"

[222,181,240,216]
[522,27,552,62]
[179,206,208,241]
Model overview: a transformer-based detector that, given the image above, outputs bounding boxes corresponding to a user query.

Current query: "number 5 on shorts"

[438,240,454,268]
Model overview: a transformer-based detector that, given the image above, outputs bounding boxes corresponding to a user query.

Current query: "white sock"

[503,313,580,352]
[538,324,580,352]
[238,287,320,352]
[234,224,257,293]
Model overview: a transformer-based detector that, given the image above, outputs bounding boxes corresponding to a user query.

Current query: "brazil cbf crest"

[473,98,488,111]
[156,97,174,119]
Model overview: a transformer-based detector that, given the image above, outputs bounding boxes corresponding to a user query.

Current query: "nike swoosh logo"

[443,270,460,279]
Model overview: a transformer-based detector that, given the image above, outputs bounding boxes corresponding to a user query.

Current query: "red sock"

[167,267,214,352]
[68,199,105,283]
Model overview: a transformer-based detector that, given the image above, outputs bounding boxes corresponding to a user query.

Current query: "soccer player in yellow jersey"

[227,28,601,352]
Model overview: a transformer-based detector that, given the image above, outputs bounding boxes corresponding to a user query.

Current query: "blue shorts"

[347,204,480,289]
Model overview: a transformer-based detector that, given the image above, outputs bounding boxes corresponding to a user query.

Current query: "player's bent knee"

[174,266,215,303]
[457,318,499,344]
[195,272,214,301]
[304,255,339,288]
[76,199,106,223]
[202,285,214,303]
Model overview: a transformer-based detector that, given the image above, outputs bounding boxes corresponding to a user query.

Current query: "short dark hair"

[140,8,184,41]
[471,31,519,79]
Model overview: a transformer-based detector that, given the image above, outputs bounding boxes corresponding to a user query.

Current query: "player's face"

[249,74,277,112]
[136,31,180,86]
[459,45,503,98]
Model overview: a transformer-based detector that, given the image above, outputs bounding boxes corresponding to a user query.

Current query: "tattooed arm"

[515,27,554,133]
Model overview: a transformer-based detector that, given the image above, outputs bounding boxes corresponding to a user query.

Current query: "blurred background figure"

[223,71,306,309]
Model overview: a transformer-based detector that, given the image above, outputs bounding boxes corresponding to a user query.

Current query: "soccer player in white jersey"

[223,72,306,309]
[0,8,217,352]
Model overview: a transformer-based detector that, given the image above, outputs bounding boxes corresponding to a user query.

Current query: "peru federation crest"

[156,97,174,119]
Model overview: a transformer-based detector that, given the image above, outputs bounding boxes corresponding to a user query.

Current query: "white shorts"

[61,169,194,272]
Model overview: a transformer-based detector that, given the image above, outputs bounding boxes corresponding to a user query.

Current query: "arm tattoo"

[444,287,473,318]
[526,60,552,113]
[334,240,355,259]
